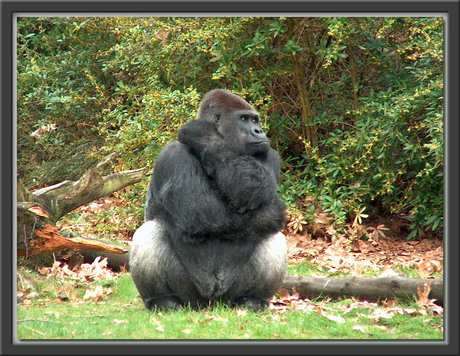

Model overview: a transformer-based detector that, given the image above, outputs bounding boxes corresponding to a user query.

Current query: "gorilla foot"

[145,296,183,311]
[234,296,269,312]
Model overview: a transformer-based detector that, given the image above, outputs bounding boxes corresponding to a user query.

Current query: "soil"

[61,196,444,279]
[285,213,443,278]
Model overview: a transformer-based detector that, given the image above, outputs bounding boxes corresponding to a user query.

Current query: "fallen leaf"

[426,304,443,316]
[236,309,247,317]
[278,288,290,300]
[324,314,346,323]
[210,315,228,323]
[370,309,393,320]
[379,269,402,278]
[83,285,104,300]
[113,319,128,325]
[416,282,431,306]
[380,299,398,308]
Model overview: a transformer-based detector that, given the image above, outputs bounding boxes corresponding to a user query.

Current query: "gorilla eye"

[241,116,248,121]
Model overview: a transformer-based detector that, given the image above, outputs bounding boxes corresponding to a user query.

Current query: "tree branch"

[29,154,147,223]
[18,224,129,256]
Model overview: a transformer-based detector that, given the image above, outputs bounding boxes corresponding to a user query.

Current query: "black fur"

[130,89,287,311]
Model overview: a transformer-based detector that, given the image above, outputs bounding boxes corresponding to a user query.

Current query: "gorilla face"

[217,108,270,156]
[197,89,270,156]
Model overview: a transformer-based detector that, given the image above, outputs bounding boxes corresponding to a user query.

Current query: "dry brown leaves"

[282,222,444,317]
[284,203,443,278]
[286,232,443,278]
[59,197,135,241]
[18,257,118,306]
[38,256,116,282]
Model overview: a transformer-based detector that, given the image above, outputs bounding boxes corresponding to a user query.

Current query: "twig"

[22,326,46,336]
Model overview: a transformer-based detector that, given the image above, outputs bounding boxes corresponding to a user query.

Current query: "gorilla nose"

[252,127,265,136]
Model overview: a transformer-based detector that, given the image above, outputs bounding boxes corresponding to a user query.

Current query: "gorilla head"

[196,89,270,156]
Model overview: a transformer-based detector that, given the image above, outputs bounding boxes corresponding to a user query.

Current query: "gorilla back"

[130,89,287,311]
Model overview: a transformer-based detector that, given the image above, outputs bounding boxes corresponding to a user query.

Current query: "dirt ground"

[285,223,443,278]
[62,196,444,279]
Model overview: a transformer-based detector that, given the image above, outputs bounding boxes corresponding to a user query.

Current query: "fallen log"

[282,275,443,306]
[17,206,130,258]
[17,154,146,257]
[20,153,147,223]
[77,249,444,306]
[18,224,129,256]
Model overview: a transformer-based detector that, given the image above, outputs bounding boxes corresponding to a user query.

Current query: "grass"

[16,270,443,340]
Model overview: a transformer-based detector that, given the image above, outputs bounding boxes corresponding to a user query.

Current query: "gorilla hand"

[214,156,279,213]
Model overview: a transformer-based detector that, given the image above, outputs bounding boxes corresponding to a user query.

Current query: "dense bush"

[17,17,444,238]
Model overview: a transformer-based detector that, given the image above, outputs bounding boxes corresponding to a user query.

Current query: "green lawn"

[16,271,443,340]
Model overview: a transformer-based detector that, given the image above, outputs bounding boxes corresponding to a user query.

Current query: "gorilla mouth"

[249,141,270,153]
[251,141,269,147]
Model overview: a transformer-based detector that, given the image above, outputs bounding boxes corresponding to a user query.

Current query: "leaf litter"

[18,256,119,306]
[286,227,443,277]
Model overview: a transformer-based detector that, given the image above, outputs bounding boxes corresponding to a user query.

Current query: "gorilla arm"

[178,120,281,214]
[146,141,250,241]
[212,150,281,213]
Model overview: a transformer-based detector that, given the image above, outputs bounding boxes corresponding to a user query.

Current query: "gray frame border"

[2,1,458,355]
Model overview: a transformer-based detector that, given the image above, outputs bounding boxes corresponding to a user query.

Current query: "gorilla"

[130,89,287,311]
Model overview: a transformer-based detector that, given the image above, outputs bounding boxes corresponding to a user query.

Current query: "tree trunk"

[292,53,318,150]
[17,154,147,257]
[347,39,359,114]
[282,275,443,306]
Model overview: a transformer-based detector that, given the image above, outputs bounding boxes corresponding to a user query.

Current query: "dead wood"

[282,275,443,306]
[17,154,146,257]
[25,153,147,223]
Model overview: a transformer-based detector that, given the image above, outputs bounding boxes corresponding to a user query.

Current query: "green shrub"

[17,17,443,238]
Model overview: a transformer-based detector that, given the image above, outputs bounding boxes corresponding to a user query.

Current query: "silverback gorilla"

[130,89,287,311]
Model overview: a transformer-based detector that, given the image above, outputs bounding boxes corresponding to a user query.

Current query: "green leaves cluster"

[17,17,443,238]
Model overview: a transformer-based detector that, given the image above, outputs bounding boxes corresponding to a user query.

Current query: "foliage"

[17,16,444,238]
[17,18,109,186]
